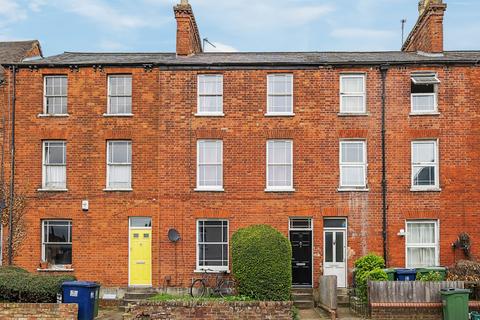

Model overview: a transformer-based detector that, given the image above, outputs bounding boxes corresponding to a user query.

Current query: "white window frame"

[196,74,224,116]
[41,141,67,190]
[411,140,440,191]
[107,74,133,116]
[266,74,294,116]
[339,140,367,189]
[196,140,224,191]
[339,74,366,114]
[41,220,72,267]
[410,73,439,115]
[106,140,132,191]
[196,219,229,272]
[43,75,68,115]
[405,220,439,268]
[265,140,294,192]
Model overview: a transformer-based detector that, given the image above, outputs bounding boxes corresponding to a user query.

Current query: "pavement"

[97,307,124,320]
[299,307,366,320]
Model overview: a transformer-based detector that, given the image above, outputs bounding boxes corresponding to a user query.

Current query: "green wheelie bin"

[440,288,470,320]
[383,268,396,281]
[416,267,447,280]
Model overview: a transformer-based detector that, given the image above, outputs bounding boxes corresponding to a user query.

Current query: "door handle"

[136,261,145,264]
[296,263,306,266]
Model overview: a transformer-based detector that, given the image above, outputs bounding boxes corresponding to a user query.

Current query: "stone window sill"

[338,112,369,117]
[103,188,133,192]
[38,114,69,118]
[194,113,225,117]
[103,113,134,117]
[37,188,68,192]
[410,187,441,192]
[409,112,440,116]
[37,268,74,272]
[265,188,295,193]
[194,269,230,274]
[337,187,369,192]
[194,187,225,192]
[264,113,295,117]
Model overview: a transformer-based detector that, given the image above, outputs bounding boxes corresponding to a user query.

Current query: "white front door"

[324,229,347,287]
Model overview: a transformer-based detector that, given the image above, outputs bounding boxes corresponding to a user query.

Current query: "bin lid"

[396,268,417,274]
[440,288,471,295]
[62,281,99,288]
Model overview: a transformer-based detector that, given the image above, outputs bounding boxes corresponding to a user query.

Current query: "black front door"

[290,230,312,286]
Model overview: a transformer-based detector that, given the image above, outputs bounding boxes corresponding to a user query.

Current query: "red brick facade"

[1,0,479,289]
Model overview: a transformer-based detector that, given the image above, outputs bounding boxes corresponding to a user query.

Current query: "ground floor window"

[42,220,72,266]
[406,220,438,268]
[197,220,228,271]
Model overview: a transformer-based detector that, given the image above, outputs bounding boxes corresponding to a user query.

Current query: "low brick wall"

[371,304,442,320]
[0,303,78,319]
[124,301,293,320]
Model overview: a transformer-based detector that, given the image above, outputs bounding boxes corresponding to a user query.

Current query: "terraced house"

[1,0,479,294]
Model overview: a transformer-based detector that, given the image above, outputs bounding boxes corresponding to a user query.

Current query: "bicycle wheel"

[217,279,233,298]
[190,279,206,298]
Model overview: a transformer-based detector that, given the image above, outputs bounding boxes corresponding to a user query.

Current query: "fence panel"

[369,281,465,303]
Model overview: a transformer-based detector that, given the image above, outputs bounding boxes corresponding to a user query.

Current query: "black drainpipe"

[8,65,16,266]
[380,64,389,265]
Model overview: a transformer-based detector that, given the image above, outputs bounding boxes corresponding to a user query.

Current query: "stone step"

[294,300,315,309]
[292,288,313,294]
[124,291,157,300]
[292,293,314,302]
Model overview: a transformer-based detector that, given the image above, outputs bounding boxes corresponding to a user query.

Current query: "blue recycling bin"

[396,268,417,281]
[62,281,100,320]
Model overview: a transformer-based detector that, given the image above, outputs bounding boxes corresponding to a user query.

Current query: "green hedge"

[231,225,292,301]
[0,267,75,303]
[354,253,386,302]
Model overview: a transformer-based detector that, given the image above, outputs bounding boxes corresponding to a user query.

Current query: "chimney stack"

[402,0,447,53]
[174,0,203,56]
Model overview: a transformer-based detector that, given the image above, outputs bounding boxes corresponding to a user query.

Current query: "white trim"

[128,217,152,287]
[266,140,294,191]
[196,140,223,190]
[196,219,229,272]
[266,74,294,116]
[405,219,439,268]
[288,217,314,287]
[41,220,72,267]
[194,187,225,192]
[42,140,67,190]
[339,140,367,188]
[197,74,224,116]
[411,140,439,190]
[38,114,69,118]
[106,140,132,190]
[339,74,366,114]
[43,75,67,115]
[107,74,132,115]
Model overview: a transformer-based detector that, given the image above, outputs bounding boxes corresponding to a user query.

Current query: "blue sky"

[0,0,478,56]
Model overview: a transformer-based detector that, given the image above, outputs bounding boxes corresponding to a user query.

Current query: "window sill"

[194,113,225,117]
[194,187,225,192]
[264,113,295,117]
[38,114,69,118]
[103,188,133,192]
[409,112,440,116]
[194,269,230,274]
[37,268,74,272]
[103,113,134,117]
[410,187,441,192]
[337,187,369,192]
[265,188,295,193]
[37,188,68,192]
[338,112,369,117]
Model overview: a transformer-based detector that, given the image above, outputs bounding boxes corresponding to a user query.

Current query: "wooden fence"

[368,281,465,303]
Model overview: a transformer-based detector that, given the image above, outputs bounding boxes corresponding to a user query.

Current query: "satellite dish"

[168,229,181,242]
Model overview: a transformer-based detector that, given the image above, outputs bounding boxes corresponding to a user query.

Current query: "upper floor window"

[106,141,132,190]
[267,74,293,116]
[42,220,72,267]
[411,72,439,114]
[197,75,223,116]
[266,140,294,191]
[340,74,366,114]
[44,76,67,115]
[42,141,66,190]
[406,220,439,268]
[108,75,132,115]
[339,140,367,189]
[411,140,439,190]
[196,140,223,191]
[196,220,229,271]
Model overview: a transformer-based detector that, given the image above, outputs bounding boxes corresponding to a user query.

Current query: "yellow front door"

[129,228,152,286]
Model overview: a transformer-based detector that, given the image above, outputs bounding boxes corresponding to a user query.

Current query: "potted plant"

[39,260,48,269]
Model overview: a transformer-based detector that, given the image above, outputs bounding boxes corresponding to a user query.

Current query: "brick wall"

[3,62,480,288]
[0,303,77,320]
[125,301,293,320]
[371,306,442,320]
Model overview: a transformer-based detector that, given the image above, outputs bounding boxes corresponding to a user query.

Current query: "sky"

[0,0,479,56]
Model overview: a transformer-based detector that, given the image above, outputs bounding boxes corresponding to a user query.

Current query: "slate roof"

[12,50,480,68]
[0,40,42,82]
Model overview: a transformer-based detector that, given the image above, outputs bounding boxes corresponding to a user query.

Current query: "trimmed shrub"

[0,266,28,274]
[0,268,75,303]
[447,260,480,281]
[354,253,386,302]
[231,225,292,301]
[418,271,443,281]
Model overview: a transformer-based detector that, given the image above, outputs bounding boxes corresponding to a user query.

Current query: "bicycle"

[190,269,235,298]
